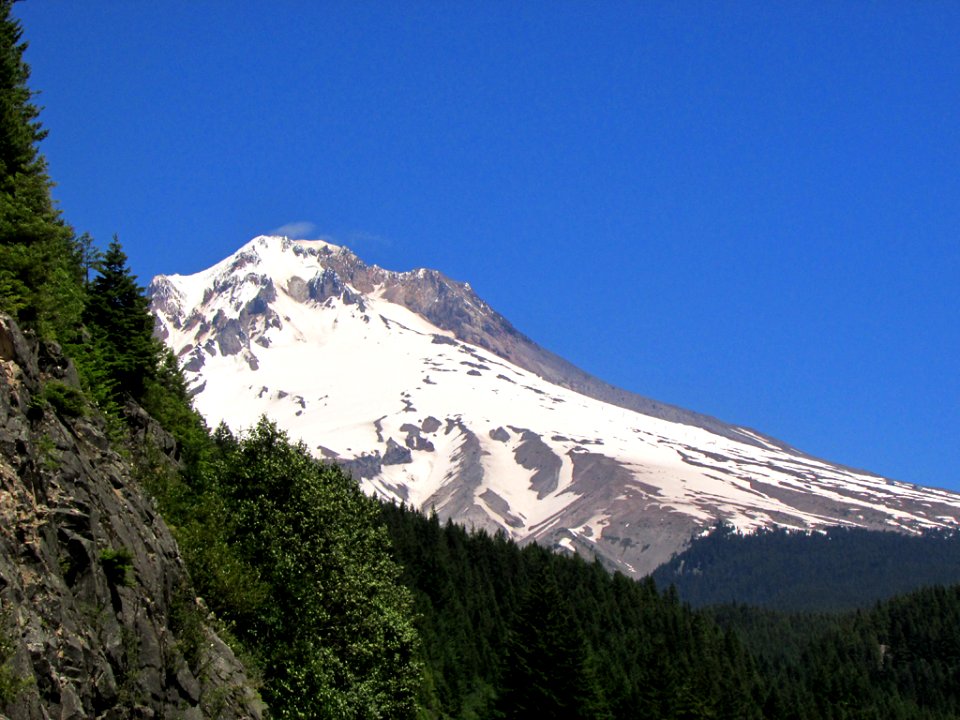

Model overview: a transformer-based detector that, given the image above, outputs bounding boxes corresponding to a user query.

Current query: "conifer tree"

[496,553,607,719]
[83,236,161,402]
[0,0,82,337]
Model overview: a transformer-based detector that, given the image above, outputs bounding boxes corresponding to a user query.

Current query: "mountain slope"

[149,236,960,576]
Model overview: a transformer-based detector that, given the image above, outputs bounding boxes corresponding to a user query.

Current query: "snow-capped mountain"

[149,236,960,577]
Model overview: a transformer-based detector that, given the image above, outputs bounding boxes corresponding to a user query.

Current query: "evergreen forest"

[3,3,960,717]
[653,524,960,612]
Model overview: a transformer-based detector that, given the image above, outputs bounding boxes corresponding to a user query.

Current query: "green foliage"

[381,503,763,720]
[0,605,31,706]
[83,236,162,403]
[35,432,59,470]
[72,231,101,285]
[706,604,842,669]
[385,505,960,719]
[0,0,45,178]
[203,419,422,719]
[39,380,87,418]
[730,584,960,719]
[116,625,143,706]
[99,546,135,588]
[142,417,422,719]
[495,556,605,719]
[0,1,83,339]
[62,332,125,433]
[0,655,27,706]
[167,584,210,674]
[139,349,212,472]
[172,487,271,635]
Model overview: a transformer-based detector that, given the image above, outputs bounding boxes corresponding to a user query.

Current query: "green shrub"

[100,547,135,588]
[0,608,31,705]
[40,380,87,418]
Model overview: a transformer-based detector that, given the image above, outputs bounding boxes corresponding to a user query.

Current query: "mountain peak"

[245,233,342,254]
[149,237,960,577]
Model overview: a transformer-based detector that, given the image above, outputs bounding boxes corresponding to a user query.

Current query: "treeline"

[719,586,960,719]
[0,0,167,424]
[0,0,83,342]
[653,524,960,611]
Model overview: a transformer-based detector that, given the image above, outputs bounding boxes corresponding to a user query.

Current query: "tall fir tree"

[83,236,161,403]
[0,0,82,337]
[495,553,607,719]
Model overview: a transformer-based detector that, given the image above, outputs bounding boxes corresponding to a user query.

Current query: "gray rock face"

[424,424,500,534]
[340,452,383,479]
[420,417,442,434]
[0,315,264,719]
[512,429,562,499]
[382,438,413,465]
[308,268,346,303]
[488,427,510,443]
[285,276,310,303]
[399,424,435,452]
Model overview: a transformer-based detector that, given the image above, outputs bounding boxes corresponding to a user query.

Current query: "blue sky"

[15,2,959,491]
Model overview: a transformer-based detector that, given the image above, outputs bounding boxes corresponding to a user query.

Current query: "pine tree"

[495,553,607,719]
[0,0,82,337]
[83,236,161,402]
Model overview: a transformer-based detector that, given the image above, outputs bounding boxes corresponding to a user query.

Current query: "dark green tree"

[82,236,161,403]
[0,0,82,337]
[495,553,608,719]
[71,231,101,286]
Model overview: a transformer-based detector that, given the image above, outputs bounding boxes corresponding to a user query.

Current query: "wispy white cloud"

[270,221,318,239]
[346,230,393,251]
[267,224,394,254]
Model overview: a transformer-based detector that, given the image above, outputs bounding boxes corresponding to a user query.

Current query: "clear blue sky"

[15,2,959,491]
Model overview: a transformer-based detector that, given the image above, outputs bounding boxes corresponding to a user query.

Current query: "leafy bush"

[202,419,422,719]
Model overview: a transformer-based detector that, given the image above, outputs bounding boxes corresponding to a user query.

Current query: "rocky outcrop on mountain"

[0,315,264,720]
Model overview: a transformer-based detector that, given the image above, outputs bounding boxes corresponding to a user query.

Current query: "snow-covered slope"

[149,236,960,576]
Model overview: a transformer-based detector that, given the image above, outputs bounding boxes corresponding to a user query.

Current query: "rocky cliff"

[0,314,263,720]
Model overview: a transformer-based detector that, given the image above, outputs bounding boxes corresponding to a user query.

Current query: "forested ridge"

[381,503,766,719]
[654,524,960,611]
[3,3,960,717]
